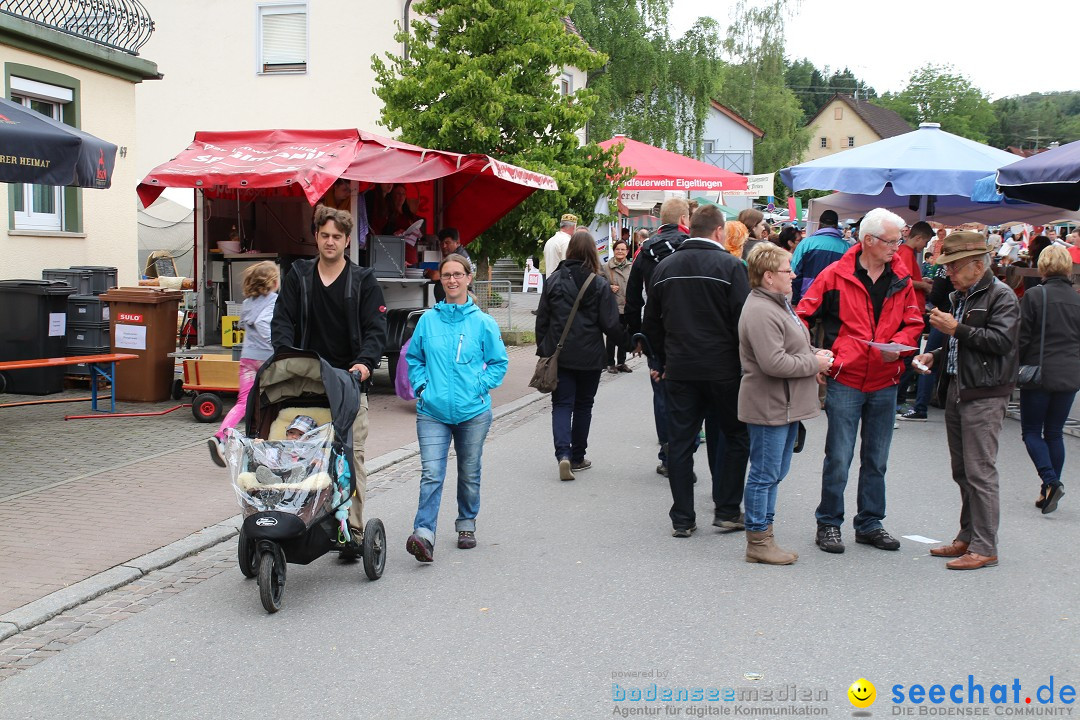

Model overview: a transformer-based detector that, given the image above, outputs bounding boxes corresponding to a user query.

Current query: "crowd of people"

[538,198,1079,570]
[207,200,1079,572]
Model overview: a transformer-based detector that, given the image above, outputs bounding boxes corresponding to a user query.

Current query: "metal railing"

[471,280,513,330]
[0,0,155,54]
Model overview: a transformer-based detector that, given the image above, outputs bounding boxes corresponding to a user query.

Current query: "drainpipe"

[403,0,414,61]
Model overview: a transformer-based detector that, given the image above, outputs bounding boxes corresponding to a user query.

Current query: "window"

[558,72,573,97]
[702,140,715,155]
[847,136,855,147]
[820,137,828,149]
[258,3,307,74]
[10,78,76,232]
[834,107,843,120]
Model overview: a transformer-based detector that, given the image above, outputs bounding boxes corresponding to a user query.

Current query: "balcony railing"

[0,0,154,55]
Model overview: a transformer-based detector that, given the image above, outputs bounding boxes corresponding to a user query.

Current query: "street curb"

[0,566,142,632]
[122,522,241,575]
[0,391,549,639]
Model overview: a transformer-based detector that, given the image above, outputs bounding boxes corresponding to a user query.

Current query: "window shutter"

[826,137,832,149]
[262,9,306,70]
[834,107,843,120]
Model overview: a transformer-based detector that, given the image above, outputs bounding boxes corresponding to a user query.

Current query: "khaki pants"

[347,393,369,534]
[944,381,1007,556]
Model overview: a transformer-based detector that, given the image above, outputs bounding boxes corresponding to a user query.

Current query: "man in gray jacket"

[914,232,1019,571]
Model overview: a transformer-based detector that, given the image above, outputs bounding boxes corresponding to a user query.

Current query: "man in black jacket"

[914,232,1019,570]
[272,205,388,550]
[642,204,752,537]
[625,198,690,476]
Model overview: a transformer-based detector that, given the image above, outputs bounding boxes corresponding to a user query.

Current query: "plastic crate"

[66,321,110,350]
[64,346,110,376]
[225,301,243,317]
[68,266,118,295]
[42,268,93,295]
[67,294,110,324]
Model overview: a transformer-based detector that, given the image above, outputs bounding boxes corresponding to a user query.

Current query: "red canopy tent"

[137,129,558,245]
[598,135,749,193]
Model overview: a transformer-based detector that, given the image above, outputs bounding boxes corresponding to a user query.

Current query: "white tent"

[806,187,1080,232]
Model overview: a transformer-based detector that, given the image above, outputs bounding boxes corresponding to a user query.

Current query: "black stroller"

[224,349,385,613]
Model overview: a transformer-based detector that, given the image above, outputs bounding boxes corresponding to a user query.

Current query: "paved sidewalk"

[0,340,545,616]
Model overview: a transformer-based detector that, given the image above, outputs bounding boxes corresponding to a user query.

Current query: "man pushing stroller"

[271,206,388,556]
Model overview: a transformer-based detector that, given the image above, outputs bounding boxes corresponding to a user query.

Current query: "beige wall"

[804,99,879,162]
[1,46,141,284]
[135,0,410,179]
[137,1,591,176]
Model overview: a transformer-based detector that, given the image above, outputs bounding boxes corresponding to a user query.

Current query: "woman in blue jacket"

[404,254,508,562]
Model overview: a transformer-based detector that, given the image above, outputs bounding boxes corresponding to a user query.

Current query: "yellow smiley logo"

[848,678,876,708]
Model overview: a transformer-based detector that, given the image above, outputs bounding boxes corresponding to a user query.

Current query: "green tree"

[372,0,630,264]
[569,0,724,155]
[878,64,995,142]
[719,0,809,188]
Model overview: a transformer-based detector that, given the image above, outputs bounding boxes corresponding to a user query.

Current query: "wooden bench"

[0,353,138,413]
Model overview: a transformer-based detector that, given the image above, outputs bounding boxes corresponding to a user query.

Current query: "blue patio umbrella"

[780,123,1019,212]
[994,139,1080,211]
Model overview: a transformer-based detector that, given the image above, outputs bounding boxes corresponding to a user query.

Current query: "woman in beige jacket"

[738,244,833,564]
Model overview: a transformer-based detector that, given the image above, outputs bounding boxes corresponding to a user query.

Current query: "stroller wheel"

[237,528,257,578]
[363,518,386,581]
[257,547,286,613]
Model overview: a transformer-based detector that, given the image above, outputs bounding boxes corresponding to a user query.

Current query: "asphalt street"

[1,365,1077,719]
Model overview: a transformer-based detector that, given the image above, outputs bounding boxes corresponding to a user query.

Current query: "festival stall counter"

[137,129,557,354]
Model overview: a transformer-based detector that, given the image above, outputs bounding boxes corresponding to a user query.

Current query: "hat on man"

[819,209,839,227]
[935,231,992,265]
[286,414,317,436]
[560,213,578,227]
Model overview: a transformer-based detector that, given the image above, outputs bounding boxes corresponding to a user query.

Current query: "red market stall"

[598,135,750,194]
[137,129,557,348]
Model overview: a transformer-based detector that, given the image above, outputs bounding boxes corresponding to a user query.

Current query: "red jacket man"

[796,243,924,392]
[794,208,924,556]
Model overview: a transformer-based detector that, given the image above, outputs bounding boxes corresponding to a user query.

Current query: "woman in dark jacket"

[1018,245,1080,514]
[535,230,628,481]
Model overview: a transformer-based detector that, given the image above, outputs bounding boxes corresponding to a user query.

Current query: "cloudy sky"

[670,0,1079,100]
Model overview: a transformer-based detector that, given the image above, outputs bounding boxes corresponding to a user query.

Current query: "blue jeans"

[551,368,602,462]
[817,379,897,534]
[913,327,945,413]
[412,410,492,544]
[744,423,799,532]
[1020,389,1077,487]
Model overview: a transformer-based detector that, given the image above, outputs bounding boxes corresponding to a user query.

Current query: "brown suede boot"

[745,528,797,565]
[767,525,797,561]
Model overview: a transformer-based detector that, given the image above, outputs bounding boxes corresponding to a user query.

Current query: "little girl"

[208,261,279,466]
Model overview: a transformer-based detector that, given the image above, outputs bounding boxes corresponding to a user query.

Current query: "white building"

[1,3,159,283]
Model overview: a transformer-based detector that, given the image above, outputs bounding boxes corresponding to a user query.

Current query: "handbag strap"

[554,272,596,350]
[1037,284,1047,367]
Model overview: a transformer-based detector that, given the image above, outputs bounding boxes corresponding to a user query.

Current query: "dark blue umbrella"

[0,95,116,188]
[994,140,1080,211]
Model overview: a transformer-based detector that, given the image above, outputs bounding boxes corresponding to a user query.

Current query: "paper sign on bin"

[114,323,147,350]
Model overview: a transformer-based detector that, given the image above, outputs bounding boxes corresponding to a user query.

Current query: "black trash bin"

[0,280,77,394]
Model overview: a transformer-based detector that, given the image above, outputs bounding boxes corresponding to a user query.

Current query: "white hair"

[858,208,906,244]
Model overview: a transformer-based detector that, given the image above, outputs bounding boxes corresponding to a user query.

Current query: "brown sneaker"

[457,531,476,549]
[406,534,434,562]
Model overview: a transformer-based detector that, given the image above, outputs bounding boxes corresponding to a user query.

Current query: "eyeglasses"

[943,258,981,275]
[870,234,903,247]
[442,272,468,280]
[771,267,795,275]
